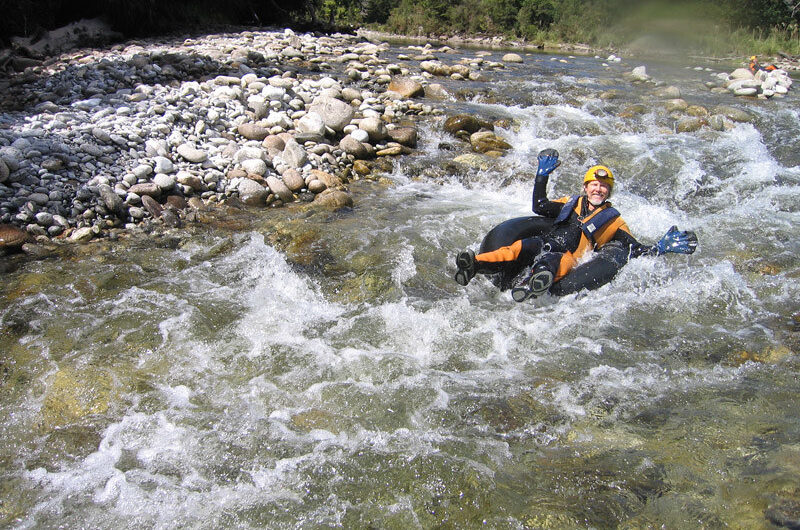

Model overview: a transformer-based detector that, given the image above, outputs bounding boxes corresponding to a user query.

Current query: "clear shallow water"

[1,48,799,528]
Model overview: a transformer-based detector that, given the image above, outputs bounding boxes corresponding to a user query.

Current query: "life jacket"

[551,195,629,280]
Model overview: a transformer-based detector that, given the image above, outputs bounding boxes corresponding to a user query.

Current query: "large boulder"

[307,96,355,133]
[387,77,424,98]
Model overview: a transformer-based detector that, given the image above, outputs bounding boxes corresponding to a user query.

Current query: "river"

[1,44,799,528]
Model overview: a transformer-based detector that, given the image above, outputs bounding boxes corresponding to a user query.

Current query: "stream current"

[2,46,800,528]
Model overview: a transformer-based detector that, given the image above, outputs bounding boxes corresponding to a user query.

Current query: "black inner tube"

[478,216,630,296]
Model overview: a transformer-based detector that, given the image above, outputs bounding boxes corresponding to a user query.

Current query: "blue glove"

[656,226,698,255]
[536,148,560,177]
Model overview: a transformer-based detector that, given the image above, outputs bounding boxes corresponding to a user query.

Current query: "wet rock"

[309,169,343,189]
[628,65,650,81]
[0,224,29,251]
[376,145,405,156]
[352,160,371,175]
[444,114,484,135]
[664,98,689,112]
[655,86,681,98]
[619,104,647,118]
[165,195,187,211]
[686,105,709,117]
[599,89,625,100]
[291,408,341,434]
[714,105,754,123]
[766,499,800,529]
[676,117,706,133]
[453,153,491,170]
[708,114,727,131]
[312,189,353,210]
[387,77,424,98]
[42,367,114,429]
[470,131,512,153]
[502,53,523,63]
[388,127,418,147]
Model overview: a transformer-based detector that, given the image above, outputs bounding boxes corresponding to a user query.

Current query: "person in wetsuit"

[453,149,698,301]
[749,55,777,74]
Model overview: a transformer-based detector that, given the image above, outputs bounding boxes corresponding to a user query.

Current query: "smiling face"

[584,179,611,207]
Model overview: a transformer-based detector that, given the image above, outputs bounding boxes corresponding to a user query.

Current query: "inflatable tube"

[478,216,630,296]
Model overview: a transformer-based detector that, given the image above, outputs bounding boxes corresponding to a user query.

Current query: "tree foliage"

[2,0,798,52]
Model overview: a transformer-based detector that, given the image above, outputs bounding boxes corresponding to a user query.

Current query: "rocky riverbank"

[0,28,452,254]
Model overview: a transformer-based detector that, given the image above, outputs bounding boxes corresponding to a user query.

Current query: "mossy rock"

[334,272,397,304]
[42,367,116,429]
[733,345,792,365]
[291,408,342,434]
[619,104,647,118]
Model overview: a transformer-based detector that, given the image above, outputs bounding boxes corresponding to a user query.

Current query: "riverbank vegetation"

[374,0,800,57]
[1,0,798,59]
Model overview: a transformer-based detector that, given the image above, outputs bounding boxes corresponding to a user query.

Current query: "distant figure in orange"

[749,55,777,74]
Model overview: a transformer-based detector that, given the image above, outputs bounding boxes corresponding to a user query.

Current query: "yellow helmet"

[583,165,614,188]
[750,55,757,61]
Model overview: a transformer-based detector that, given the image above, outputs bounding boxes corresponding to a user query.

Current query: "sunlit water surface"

[1,47,799,528]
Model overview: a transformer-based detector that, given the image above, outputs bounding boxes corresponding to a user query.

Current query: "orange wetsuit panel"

[476,239,523,263]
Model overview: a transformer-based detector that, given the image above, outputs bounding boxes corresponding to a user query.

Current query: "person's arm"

[611,229,656,258]
[612,225,698,258]
[532,149,563,217]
